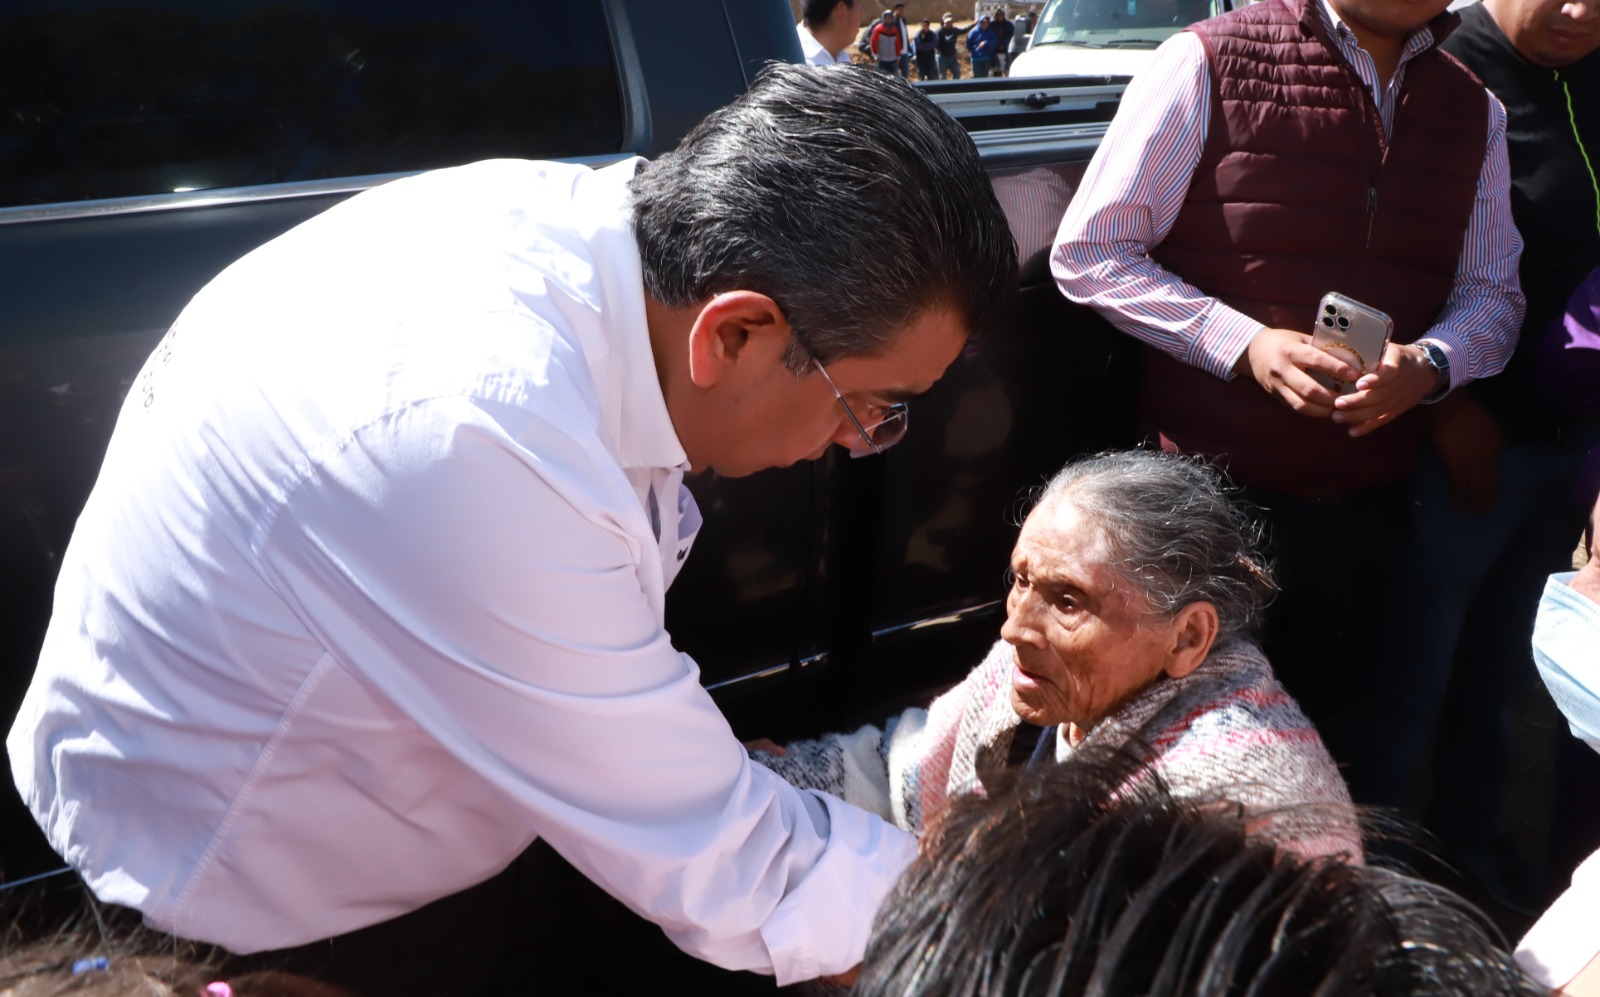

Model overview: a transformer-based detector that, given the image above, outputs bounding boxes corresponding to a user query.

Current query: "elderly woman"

[753,450,1357,856]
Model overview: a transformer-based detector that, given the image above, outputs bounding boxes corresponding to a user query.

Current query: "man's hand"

[1330,343,1436,437]
[1240,327,1352,418]
[1425,391,1505,515]
[1559,948,1600,997]
[743,738,787,756]
[818,966,861,988]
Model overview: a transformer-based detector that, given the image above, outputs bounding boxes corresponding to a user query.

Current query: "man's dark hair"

[631,64,1016,371]
[857,749,1543,997]
[801,0,851,26]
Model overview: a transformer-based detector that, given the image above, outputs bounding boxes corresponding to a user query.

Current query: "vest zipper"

[1366,186,1378,247]
[1558,68,1600,239]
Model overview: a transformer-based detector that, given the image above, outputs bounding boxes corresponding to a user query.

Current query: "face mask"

[1533,572,1600,755]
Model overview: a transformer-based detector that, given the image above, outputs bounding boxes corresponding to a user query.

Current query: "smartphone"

[1309,292,1393,394]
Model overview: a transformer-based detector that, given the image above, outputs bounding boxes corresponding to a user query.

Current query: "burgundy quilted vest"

[1142,0,1488,497]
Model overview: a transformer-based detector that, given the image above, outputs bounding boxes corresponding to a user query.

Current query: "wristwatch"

[1413,339,1451,404]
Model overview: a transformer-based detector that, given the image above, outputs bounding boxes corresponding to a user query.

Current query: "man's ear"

[1162,601,1220,680]
[685,291,791,389]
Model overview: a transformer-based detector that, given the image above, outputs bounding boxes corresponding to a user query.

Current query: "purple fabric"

[1539,266,1600,507]
[1542,266,1600,417]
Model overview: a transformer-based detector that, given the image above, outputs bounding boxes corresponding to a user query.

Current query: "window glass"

[1031,0,1214,49]
[0,0,624,207]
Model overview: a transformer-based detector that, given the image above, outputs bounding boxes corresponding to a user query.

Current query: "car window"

[1031,0,1216,48]
[0,0,624,208]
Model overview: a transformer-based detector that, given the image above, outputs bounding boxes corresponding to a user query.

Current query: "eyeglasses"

[808,352,910,459]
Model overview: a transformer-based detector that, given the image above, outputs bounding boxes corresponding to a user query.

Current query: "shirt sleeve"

[1517,846,1600,988]
[1416,94,1525,390]
[261,395,916,985]
[1051,31,1266,380]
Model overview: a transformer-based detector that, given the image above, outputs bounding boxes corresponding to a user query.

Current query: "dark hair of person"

[801,0,852,26]
[857,748,1543,997]
[630,62,1018,371]
[1034,449,1277,644]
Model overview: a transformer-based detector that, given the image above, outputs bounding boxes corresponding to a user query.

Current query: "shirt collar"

[572,158,689,473]
[1311,0,1439,61]
[797,23,828,60]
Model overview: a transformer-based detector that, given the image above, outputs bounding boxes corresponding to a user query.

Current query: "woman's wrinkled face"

[1000,496,1180,731]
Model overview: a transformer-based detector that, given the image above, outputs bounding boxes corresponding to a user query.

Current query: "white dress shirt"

[1052,0,1524,387]
[7,158,916,984]
[1520,824,1600,988]
[798,23,851,66]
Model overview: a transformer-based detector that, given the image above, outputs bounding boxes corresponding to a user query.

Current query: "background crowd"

[797,0,1041,77]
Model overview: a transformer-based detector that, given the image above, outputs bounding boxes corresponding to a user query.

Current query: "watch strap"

[1415,339,1451,404]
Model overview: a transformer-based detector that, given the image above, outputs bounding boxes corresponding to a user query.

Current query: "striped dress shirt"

[1051,0,1524,390]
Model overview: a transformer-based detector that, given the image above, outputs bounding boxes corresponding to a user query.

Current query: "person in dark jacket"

[991,8,1017,74]
[914,19,940,79]
[936,12,964,77]
[1343,0,1600,914]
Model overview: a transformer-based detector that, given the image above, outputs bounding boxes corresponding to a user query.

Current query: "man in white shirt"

[798,0,859,65]
[6,64,1017,994]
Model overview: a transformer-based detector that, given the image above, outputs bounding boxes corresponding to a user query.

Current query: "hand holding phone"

[1241,326,1354,418]
[1309,293,1394,395]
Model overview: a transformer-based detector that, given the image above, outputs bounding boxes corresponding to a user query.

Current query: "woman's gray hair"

[630,62,1018,371]
[1034,450,1277,643]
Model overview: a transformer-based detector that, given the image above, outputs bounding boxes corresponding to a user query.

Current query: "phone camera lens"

[1324,304,1337,315]
[1336,316,1350,329]
[1322,317,1334,327]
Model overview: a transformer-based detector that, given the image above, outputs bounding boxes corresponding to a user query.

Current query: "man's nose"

[1564,1,1597,20]
[827,413,867,453]
[802,420,859,462]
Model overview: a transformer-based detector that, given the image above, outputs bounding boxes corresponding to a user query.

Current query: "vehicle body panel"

[1009,0,1250,79]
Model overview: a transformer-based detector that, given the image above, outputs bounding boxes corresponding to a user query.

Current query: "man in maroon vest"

[1051,0,1524,742]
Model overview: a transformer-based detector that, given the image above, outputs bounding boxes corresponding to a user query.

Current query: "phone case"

[1310,292,1394,394]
